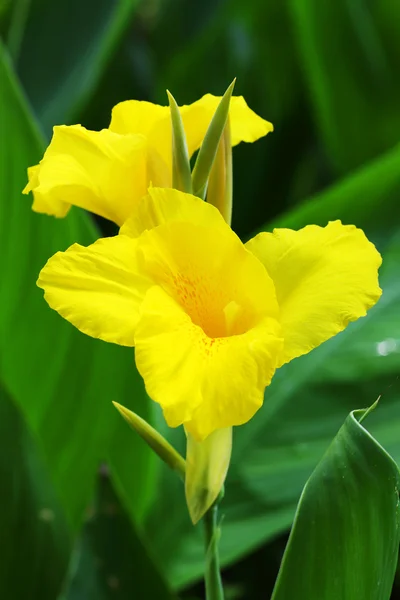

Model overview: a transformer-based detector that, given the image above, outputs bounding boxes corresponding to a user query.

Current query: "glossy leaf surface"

[271,406,400,600]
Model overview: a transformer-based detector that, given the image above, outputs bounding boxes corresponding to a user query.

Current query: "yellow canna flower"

[37,187,382,440]
[23,95,272,226]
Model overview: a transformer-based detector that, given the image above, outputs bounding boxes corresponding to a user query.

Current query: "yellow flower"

[37,188,382,440]
[23,95,272,226]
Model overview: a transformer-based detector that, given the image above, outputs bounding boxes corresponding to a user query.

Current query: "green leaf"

[13,0,139,132]
[271,405,400,600]
[62,475,177,600]
[0,382,71,599]
[6,0,31,62]
[291,0,400,173]
[268,142,400,242]
[0,41,155,529]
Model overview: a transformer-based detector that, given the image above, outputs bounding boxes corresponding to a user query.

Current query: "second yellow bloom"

[24,95,272,226]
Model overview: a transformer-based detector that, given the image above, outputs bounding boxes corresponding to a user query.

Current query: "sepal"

[167,90,193,194]
[191,80,235,199]
[207,118,232,225]
[185,427,232,524]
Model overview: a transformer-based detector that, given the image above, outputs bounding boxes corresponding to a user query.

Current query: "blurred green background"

[1,0,400,598]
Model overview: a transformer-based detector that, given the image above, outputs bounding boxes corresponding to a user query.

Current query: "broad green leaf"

[13,0,139,132]
[271,406,400,600]
[5,0,31,62]
[61,475,177,600]
[269,142,400,242]
[0,382,71,599]
[0,41,155,528]
[290,0,400,173]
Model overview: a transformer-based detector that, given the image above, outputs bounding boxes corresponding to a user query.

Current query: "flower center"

[170,271,253,338]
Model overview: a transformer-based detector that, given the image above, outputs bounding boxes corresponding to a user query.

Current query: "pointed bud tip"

[359,395,381,423]
[188,489,211,524]
[166,89,177,107]
[112,401,186,480]
[225,78,236,97]
[112,401,133,425]
[112,400,125,413]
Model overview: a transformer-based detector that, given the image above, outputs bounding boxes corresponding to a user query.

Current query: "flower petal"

[110,100,173,170]
[136,220,279,338]
[109,100,168,140]
[181,94,273,154]
[185,315,282,440]
[134,286,282,440]
[37,235,152,346]
[120,187,227,238]
[24,125,162,226]
[246,220,382,366]
[133,218,281,440]
[23,165,70,217]
[134,287,205,424]
[109,95,273,171]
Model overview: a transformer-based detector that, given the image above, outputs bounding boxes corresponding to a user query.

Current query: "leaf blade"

[271,406,400,600]
[0,40,156,531]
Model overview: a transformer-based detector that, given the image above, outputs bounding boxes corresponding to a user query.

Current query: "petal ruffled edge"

[23,164,71,218]
[37,235,152,346]
[134,286,283,440]
[246,220,382,366]
[24,125,151,226]
[119,187,227,238]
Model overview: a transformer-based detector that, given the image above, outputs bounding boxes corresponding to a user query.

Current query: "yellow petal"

[229,96,274,144]
[134,287,205,424]
[37,235,152,346]
[184,316,282,439]
[135,286,282,440]
[109,100,168,139]
[24,125,163,226]
[120,187,226,238]
[246,220,382,366]
[133,221,282,440]
[24,165,70,217]
[136,220,279,336]
[110,100,173,171]
[109,95,272,172]
[185,427,232,524]
[182,94,273,154]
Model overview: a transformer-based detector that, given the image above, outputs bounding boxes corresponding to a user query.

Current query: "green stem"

[203,503,224,600]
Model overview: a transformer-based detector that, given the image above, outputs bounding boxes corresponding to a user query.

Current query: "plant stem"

[203,503,224,600]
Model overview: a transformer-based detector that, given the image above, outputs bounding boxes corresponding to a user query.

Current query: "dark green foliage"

[0,0,399,597]
[271,408,400,600]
